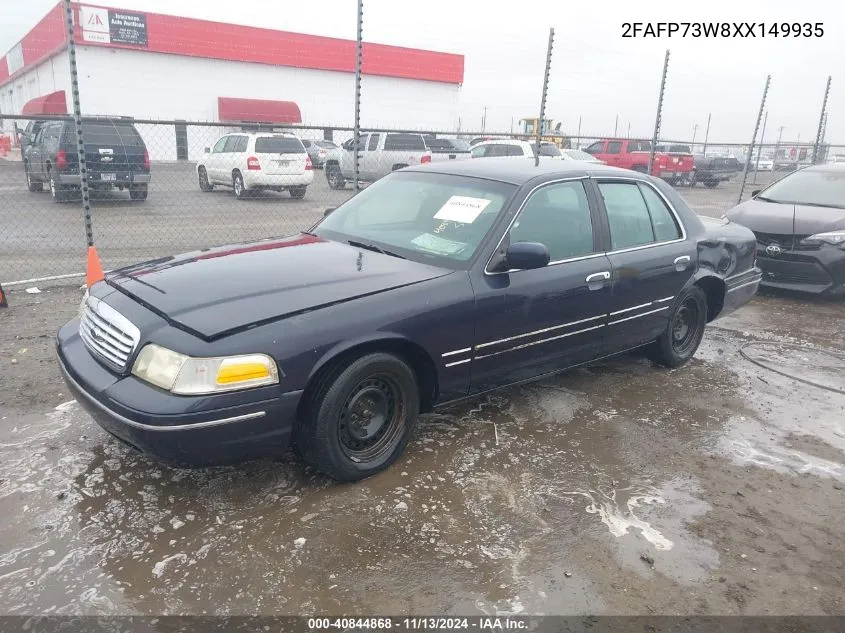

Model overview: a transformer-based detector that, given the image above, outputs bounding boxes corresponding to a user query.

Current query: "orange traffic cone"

[86,245,105,288]
[0,281,7,308]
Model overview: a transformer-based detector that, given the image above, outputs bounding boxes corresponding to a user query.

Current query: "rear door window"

[606,141,623,154]
[384,134,426,151]
[254,136,305,154]
[367,133,381,151]
[597,182,656,250]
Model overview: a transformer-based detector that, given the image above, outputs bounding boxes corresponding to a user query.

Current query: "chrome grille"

[79,296,140,370]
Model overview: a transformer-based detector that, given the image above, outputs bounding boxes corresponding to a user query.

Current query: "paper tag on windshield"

[433,196,492,224]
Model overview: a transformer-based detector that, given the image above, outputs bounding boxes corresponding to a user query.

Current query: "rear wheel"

[25,164,43,192]
[649,286,707,368]
[326,164,345,190]
[703,180,719,188]
[198,166,213,191]
[232,171,248,199]
[294,353,419,481]
[289,186,307,199]
[129,184,148,201]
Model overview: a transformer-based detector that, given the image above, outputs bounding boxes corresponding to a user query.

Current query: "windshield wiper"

[347,239,406,259]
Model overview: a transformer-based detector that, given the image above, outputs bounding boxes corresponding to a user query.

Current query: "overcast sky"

[2,0,842,143]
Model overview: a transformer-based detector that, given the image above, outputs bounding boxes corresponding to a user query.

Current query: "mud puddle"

[2,324,845,615]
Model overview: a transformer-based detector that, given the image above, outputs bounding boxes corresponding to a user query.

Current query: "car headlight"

[802,231,845,247]
[131,343,279,395]
[79,288,89,319]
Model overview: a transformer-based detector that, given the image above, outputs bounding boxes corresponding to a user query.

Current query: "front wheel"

[198,166,213,191]
[294,353,419,481]
[648,285,707,368]
[129,184,148,200]
[326,164,345,190]
[289,186,307,199]
[703,180,719,188]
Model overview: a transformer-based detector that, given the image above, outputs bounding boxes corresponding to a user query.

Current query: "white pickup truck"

[325,132,432,189]
[423,136,472,163]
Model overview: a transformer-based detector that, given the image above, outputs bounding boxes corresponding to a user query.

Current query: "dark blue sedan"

[57,159,762,481]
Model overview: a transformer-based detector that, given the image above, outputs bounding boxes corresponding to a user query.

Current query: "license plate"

[663,172,676,178]
[274,160,290,167]
[101,173,117,181]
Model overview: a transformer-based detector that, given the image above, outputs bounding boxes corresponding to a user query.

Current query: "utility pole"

[576,115,581,149]
[627,121,631,138]
[613,114,618,136]
[702,112,711,156]
[753,110,768,182]
[691,124,698,147]
[812,75,832,164]
[481,106,487,133]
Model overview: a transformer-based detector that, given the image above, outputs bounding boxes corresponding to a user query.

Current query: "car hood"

[107,234,452,339]
[726,199,845,235]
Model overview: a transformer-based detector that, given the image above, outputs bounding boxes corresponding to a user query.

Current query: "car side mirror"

[751,189,761,198]
[324,207,336,217]
[505,242,550,270]
[204,147,210,153]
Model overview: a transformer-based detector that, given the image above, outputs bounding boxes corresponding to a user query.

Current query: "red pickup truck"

[583,139,694,184]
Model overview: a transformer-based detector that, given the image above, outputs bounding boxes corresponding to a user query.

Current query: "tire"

[326,164,345,190]
[391,164,408,171]
[198,166,213,191]
[232,171,248,199]
[289,186,307,199]
[648,285,708,368]
[703,180,719,188]
[25,165,43,192]
[295,352,420,481]
[129,184,148,201]
[48,171,66,203]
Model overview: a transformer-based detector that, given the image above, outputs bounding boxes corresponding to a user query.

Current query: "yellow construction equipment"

[519,117,570,148]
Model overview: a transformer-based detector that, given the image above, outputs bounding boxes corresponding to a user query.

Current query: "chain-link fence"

[0,2,838,286]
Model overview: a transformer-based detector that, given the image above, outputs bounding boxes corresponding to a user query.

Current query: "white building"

[0,2,464,160]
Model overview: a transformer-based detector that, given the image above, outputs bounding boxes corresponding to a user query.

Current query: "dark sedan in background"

[727,164,845,295]
[57,160,761,481]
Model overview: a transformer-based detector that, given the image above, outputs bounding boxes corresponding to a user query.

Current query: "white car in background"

[470,139,564,159]
[560,148,605,164]
[197,132,313,199]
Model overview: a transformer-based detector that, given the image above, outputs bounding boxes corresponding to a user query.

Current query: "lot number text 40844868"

[622,22,824,38]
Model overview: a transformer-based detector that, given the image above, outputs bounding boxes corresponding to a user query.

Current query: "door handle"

[585,271,611,284]
[673,255,691,270]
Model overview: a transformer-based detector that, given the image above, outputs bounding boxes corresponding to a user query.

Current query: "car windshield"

[314,172,516,268]
[535,144,561,157]
[757,168,845,208]
[255,136,305,153]
[564,150,596,161]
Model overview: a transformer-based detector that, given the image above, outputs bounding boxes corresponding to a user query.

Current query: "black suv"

[23,119,151,202]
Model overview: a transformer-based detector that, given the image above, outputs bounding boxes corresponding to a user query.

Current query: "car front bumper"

[56,319,301,466]
[756,244,845,295]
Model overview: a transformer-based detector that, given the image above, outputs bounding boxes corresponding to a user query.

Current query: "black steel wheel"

[648,285,708,368]
[25,165,43,192]
[289,185,307,199]
[295,352,419,481]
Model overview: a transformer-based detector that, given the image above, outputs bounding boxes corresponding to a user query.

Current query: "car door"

[25,125,45,179]
[591,178,695,352]
[469,178,614,392]
[205,135,229,183]
[227,135,249,181]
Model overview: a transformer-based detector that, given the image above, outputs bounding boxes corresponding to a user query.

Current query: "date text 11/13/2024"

[307,617,529,630]
[622,22,824,37]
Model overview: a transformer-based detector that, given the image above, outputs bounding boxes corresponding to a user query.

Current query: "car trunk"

[255,136,308,175]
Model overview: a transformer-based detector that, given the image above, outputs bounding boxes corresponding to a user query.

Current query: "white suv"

[470,139,564,160]
[197,133,314,199]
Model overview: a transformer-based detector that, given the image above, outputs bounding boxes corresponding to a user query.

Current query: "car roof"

[474,139,531,146]
[405,156,636,184]
[804,163,845,172]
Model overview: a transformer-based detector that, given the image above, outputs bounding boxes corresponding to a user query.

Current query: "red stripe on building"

[71,2,464,85]
[21,90,68,114]
[0,3,67,86]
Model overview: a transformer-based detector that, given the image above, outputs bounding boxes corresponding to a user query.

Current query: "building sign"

[80,6,147,47]
[6,43,24,75]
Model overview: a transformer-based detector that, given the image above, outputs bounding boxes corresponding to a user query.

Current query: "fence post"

[648,49,670,176]
[752,110,768,184]
[352,0,363,192]
[63,0,103,286]
[811,75,831,165]
[535,28,554,167]
[702,112,711,157]
[737,74,771,206]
